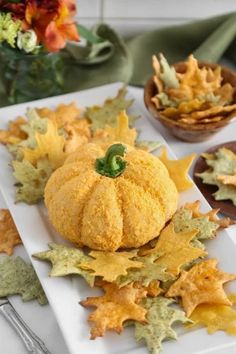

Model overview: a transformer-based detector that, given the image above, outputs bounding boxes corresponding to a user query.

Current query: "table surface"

[1,86,236,354]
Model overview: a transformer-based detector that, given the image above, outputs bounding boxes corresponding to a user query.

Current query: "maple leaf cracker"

[80,282,147,339]
[0,209,22,255]
[135,297,189,354]
[144,223,206,276]
[79,250,143,282]
[184,200,236,228]
[0,256,47,305]
[166,259,236,316]
[188,294,236,335]
[159,147,196,191]
[33,243,95,287]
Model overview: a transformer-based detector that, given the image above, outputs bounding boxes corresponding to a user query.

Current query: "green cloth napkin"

[1,12,236,107]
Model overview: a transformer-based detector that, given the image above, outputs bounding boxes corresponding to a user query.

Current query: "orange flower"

[44,2,79,52]
[24,0,79,52]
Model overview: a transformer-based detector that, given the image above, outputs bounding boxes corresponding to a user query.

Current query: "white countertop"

[1,86,236,354]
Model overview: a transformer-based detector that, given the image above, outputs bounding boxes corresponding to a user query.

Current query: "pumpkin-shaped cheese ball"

[45,143,178,251]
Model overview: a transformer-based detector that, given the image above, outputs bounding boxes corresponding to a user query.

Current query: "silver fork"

[0,298,52,354]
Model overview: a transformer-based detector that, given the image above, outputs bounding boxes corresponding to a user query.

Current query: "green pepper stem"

[95,143,127,178]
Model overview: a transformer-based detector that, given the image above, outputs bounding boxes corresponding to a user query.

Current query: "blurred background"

[77,0,236,36]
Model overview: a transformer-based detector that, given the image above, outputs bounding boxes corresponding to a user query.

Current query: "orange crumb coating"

[45,143,178,251]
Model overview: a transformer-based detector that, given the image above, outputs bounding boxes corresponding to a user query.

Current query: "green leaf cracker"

[33,243,95,287]
[172,208,218,249]
[134,297,189,354]
[12,158,53,204]
[115,253,174,288]
[85,86,138,131]
[0,256,47,305]
[196,148,236,206]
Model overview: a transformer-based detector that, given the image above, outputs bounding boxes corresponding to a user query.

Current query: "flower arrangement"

[0,0,79,53]
[0,0,80,104]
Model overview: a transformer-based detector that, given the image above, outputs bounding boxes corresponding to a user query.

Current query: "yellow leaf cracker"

[166,259,236,316]
[184,200,236,228]
[0,209,22,255]
[80,282,147,339]
[215,83,234,105]
[188,103,236,120]
[152,55,164,93]
[79,250,143,282]
[144,223,206,276]
[23,120,67,169]
[217,170,236,187]
[0,117,27,145]
[105,111,137,146]
[159,147,196,191]
[189,294,236,335]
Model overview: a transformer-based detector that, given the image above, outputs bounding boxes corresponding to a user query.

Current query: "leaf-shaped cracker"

[104,110,137,146]
[184,200,236,228]
[22,120,67,169]
[0,117,27,145]
[33,243,95,287]
[188,294,236,335]
[0,209,22,255]
[218,170,236,187]
[37,102,81,128]
[0,256,47,305]
[12,158,53,204]
[159,147,196,191]
[80,282,147,339]
[79,250,143,282]
[154,53,179,90]
[85,87,138,131]
[115,253,173,288]
[196,148,236,206]
[172,208,218,246]
[166,259,236,316]
[144,223,206,276]
[135,297,189,354]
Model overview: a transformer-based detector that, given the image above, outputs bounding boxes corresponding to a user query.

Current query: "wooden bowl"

[144,62,236,142]
[193,141,236,219]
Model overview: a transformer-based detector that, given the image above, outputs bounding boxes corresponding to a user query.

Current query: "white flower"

[17,30,38,53]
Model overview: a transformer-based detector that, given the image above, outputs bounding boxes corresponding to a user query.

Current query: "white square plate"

[1,83,236,354]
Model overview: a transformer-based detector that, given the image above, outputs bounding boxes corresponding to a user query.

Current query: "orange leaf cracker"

[144,223,206,276]
[80,282,147,339]
[215,83,234,105]
[217,170,236,187]
[188,103,236,120]
[166,259,236,316]
[37,102,81,128]
[0,117,27,145]
[138,280,163,298]
[189,294,236,335]
[184,200,236,228]
[159,147,196,191]
[79,250,143,282]
[0,209,22,255]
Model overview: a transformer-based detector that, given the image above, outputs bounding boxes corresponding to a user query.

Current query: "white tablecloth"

[1,86,236,354]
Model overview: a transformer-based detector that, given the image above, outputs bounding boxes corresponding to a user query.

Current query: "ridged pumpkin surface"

[44,143,178,251]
